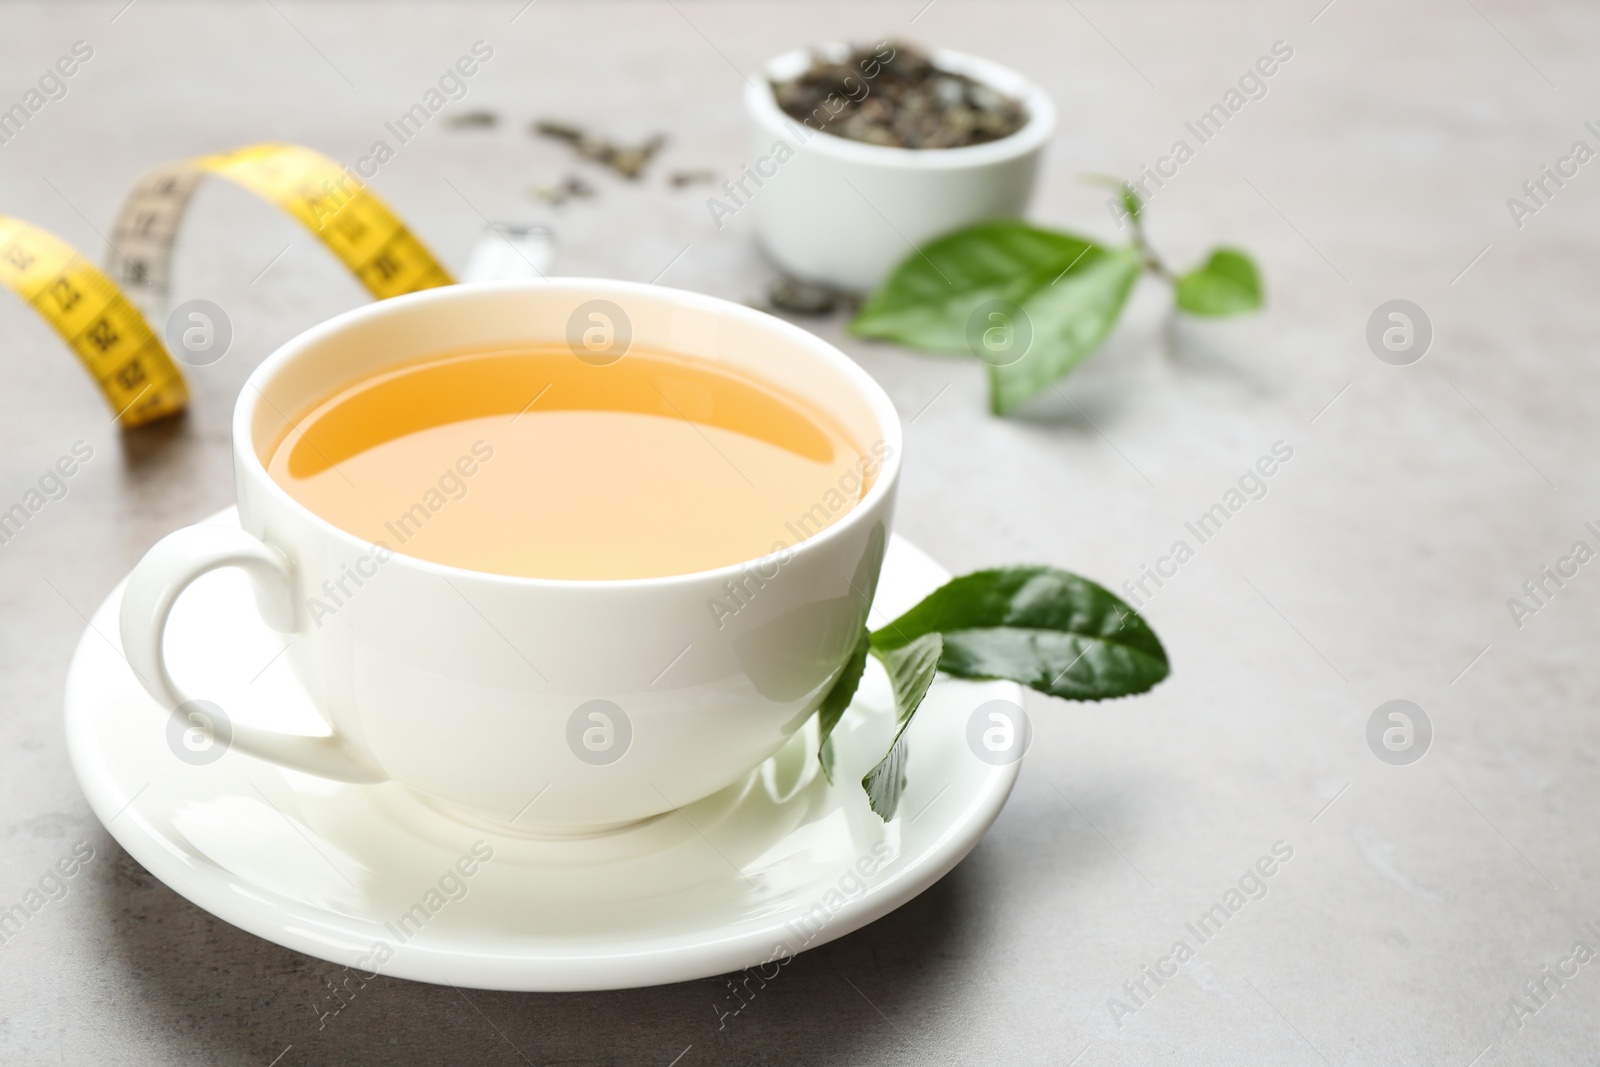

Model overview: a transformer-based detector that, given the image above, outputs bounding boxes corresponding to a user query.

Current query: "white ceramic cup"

[118,280,902,833]
[743,44,1056,291]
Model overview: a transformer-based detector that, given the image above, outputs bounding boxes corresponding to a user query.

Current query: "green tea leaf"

[850,220,1141,415]
[986,249,1141,414]
[1175,247,1262,316]
[871,567,1168,701]
[1122,184,1143,222]
[1084,173,1141,222]
[861,633,943,820]
[816,626,871,783]
[851,221,1095,349]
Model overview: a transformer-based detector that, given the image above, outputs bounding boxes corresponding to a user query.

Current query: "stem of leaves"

[1128,209,1175,283]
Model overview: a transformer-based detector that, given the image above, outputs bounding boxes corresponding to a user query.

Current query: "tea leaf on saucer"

[817,627,871,783]
[818,566,1167,821]
[849,220,1142,414]
[861,633,943,820]
[871,566,1168,700]
[1175,248,1263,316]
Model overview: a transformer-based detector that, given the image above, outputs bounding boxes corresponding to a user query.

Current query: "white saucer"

[65,509,1022,991]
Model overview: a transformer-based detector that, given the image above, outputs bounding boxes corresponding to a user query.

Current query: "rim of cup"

[744,43,1057,171]
[232,278,904,590]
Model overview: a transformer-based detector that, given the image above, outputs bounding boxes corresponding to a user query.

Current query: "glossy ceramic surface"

[744,45,1055,290]
[116,279,904,829]
[69,511,1023,991]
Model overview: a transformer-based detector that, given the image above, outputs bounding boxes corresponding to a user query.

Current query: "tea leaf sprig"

[850,182,1263,414]
[819,566,1169,820]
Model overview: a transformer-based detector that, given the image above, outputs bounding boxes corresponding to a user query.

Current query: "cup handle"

[118,523,386,783]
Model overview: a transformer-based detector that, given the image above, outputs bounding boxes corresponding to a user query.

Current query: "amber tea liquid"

[265,346,874,580]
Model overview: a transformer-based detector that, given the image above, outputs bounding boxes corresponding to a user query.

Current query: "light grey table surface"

[2,2,1597,1064]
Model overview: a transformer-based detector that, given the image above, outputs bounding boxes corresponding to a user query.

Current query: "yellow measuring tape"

[1,143,453,427]
[109,143,454,315]
[0,217,188,426]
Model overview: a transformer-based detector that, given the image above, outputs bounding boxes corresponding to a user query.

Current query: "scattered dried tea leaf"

[447,109,499,130]
[767,277,859,317]
[533,120,666,179]
[669,169,717,188]
[771,41,1028,150]
[611,138,666,179]
[534,120,586,143]
[528,174,597,206]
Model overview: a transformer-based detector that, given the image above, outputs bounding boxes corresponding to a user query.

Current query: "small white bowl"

[741,44,1056,292]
